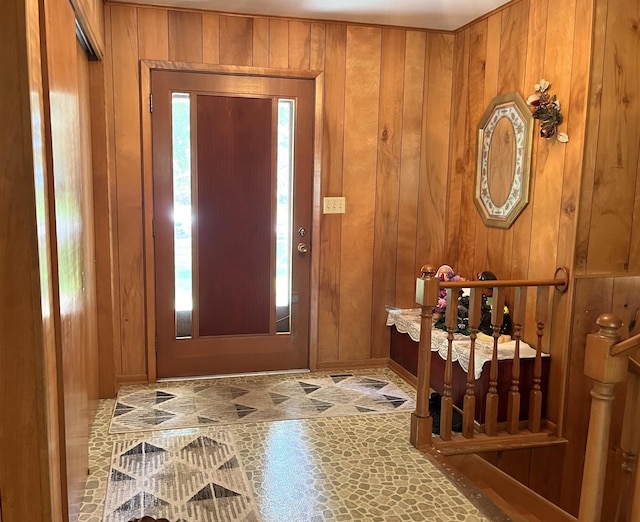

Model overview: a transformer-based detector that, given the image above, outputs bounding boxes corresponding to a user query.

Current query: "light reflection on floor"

[79,369,491,521]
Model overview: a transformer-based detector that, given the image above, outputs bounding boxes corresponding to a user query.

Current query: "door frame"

[140,60,324,382]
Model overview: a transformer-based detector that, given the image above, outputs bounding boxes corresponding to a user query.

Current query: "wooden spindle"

[440,288,456,441]
[462,288,482,439]
[410,265,439,449]
[529,286,548,433]
[485,286,505,436]
[507,287,526,434]
[579,314,626,522]
[614,358,640,522]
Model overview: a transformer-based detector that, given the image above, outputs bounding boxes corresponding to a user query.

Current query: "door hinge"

[149,93,153,113]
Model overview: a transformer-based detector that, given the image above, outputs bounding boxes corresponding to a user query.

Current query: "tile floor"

[79,369,495,522]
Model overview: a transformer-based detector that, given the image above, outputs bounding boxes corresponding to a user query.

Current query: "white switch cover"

[323,197,346,214]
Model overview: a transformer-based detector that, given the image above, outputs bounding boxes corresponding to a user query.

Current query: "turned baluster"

[615,357,640,522]
[440,288,456,441]
[462,288,481,439]
[485,286,505,436]
[528,286,548,433]
[507,287,526,434]
[410,265,439,449]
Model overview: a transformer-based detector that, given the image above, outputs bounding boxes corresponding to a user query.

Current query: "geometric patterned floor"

[104,432,260,521]
[110,371,416,434]
[80,369,497,522]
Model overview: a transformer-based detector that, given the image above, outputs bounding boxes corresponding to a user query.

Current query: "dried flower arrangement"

[526,79,569,143]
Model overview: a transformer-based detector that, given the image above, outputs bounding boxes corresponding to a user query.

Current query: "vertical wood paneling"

[310,23,325,71]
[442,30,468,266]
[339,26,381,360]
[456,21,487,279]
[586,0,640,273]
[110,5,146,376]
[473,14,502,275]
[269,19,289,68]
[202,14,220,64]
[137,8,168,60]
[317,24,346,363]
[371,28,405,359]
[168,11,203,63]
[289,21,311,69]
[219,15,252,65]
[395,31,426,306]
[252,18,269,67]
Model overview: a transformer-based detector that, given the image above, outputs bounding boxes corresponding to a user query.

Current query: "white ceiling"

[117,0,512,31]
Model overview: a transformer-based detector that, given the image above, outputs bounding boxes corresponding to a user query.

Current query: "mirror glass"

[474,92,533,229]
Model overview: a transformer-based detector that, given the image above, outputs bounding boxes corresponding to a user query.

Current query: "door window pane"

[172,92,192,338]
[276,99,294,333]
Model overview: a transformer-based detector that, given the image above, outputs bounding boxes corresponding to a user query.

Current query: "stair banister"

[578,314,640,522]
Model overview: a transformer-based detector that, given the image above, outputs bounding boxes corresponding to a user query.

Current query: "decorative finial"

[421,265,437,278]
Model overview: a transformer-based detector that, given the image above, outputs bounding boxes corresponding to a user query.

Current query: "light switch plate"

[323,197,346,214]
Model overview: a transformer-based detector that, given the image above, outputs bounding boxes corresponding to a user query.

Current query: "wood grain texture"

[310,23,325,71]
[395,31,426,306]
[339,25,381,361]
[138,8,168,60]
[219,15,252,66]
[69,0,105,58]
[44,0,101,515]
[202,14,219,64]
[370,28,405,359]
[269,19,289,68]
[0,0,64,518]
[317,24,346,363]
[169,11,203,63]
[416,32,453,272]
[110,5,146,377]
[252,18,269,67]
[289,21,311,70]
[585,0,640,273]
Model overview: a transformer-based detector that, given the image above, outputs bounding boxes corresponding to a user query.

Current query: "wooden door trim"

[140,60,323,382]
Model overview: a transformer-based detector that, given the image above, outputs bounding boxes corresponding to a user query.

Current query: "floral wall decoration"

[526,79,569,142]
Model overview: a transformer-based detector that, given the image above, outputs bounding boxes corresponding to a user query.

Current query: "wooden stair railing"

[410,264,569,453]
[578,314,640,522]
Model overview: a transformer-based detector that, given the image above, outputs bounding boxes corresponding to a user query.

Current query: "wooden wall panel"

[395,31,426,306]
[0,0,64,517]
[138,8,169,60]
[370,28,405,359]
[317,24,346,364]
[168,11,203,63]
[289,21,311,70]
[269,19,289,68]
[339,26,381,361]
[202,14,220,64]
[219,15,252,66]
[110,5,147,378]
[582,0,640,274]
[106,8,453,372]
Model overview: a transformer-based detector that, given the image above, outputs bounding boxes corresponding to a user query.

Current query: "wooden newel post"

[410,264,439,449]
[578,313,626,522]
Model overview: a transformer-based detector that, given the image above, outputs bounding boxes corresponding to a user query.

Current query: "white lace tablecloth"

[386,308,547,379]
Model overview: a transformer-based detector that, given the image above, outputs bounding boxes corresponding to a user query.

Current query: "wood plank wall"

[43,0,101,516]
[446,0,594,428]
[103,5,454,381]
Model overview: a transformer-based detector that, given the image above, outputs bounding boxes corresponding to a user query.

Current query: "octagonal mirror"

[474,92,533,229]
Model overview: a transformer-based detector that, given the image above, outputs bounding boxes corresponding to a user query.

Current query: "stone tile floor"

[79,369,494,521]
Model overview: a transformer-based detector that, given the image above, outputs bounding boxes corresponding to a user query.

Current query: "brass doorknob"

[297,242,308,254]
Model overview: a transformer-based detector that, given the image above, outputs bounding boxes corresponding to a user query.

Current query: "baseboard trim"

[388,359,417,388]
[315,358,389,370]
[116,374,148,388]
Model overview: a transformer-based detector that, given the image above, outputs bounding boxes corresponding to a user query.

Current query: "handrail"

[436,266,569,292]
[410,263,567,450]
[610,333,640,357]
